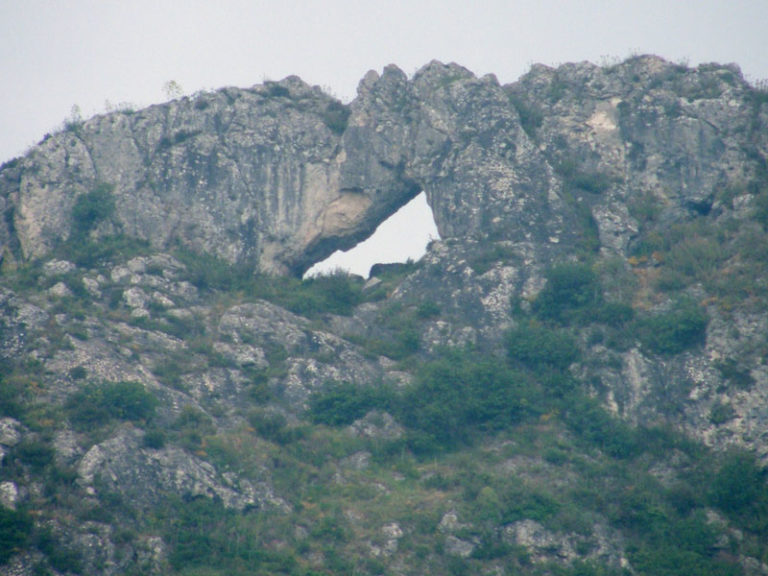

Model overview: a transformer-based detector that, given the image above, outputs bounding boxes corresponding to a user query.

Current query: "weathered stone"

[77,426,287,512]
[0,56,767,575]
[48,281,72,298]
[503,519,628,568]
[379,522,404,555]
[348,411,404,440]
[82,276,101,297]
[123,287,149,313]
[0,418,22,447]
[0,481,19,509]
[444,534,476,558]
[438,510,465,533]
[42,259,76,276]
[2,57,763,281]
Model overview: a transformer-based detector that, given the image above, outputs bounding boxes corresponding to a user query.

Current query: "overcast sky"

[2,1,767,275]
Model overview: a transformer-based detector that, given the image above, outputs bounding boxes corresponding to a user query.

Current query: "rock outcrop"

[0,77,416,275]
[5,56,763,278]
[1,55,768,575]
[3,49,768,477]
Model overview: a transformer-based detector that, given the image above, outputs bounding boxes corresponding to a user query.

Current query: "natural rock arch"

[0,57,758,278]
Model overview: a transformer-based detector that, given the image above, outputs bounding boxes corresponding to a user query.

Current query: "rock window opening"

[304,191,439,279]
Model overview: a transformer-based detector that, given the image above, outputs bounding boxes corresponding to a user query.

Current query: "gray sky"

[2,1,767,275]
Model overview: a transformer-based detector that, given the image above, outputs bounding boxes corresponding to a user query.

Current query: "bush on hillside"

[635,298,708,355]
[400,350,534,452]
[309,381,391,427]
[67,380,158,429]
[0,507,32,564]
[708,450,768,523]
[505,323,580,371]
[70,183,115,239]
[533,262,602,323]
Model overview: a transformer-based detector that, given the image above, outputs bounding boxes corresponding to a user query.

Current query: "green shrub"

[715,358,755,390]
[594,302,635,326]
[152,358,186,390]
[0,368,26,419]
[63,184,152,269]
[170,406,215,452]
[0,507,32,564]
[14,439,55,471]
[628,546,740,576]
[364,324,421,360]
[508,93,543,138]
[564,396,639,459]
[160,496,300,574]
[158,129,201,149]
[70,182,115,239]
[175,250,363,317]
[752,187,768,226]
[556,159,614,195]
[36,528,84,573]
[708,450,768,521]
[471,539,517,561]
[248,410,304,445]
[635,299,708,355]
[143,429,166,449]
[309,381,390,427]
[623,508,740,576]
[709,402,735,425]
[468,243,518,274]
[416,300,441,319]
[548,74,568,102]
[533,262,602,323]
[671,511,720,556]
[570,171,613,194]
[566,560,627,576]
[265,82,290,98]
[174,248,254,292]
[505,323,580,371]
[68,365,87,380]
[321,101,351,135]
[67,380,157,429]
[287,270,363,316]
[67,234,151,268]
[629,191,662,226]
[399,350,535,452]
[662,233,724,287]
[501,487,560,524]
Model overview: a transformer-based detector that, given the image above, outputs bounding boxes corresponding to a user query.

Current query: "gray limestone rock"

[76,426,286,512]
[1,56,768,575]
[2,56,763,280]
[0,418,22,447]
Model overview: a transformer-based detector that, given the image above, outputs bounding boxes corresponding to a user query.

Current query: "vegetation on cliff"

[1,55,768,575]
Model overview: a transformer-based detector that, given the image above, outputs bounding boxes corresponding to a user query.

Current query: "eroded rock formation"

[2,56,768,575]
[3,57,765,277]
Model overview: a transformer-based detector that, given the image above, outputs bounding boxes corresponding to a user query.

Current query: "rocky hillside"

[1,55,768,575]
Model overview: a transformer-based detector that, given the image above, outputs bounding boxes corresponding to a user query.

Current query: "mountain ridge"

[1,55,768,575]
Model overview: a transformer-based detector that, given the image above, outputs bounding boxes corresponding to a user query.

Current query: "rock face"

[2,56,768,575]
[0,77,415,275]
[6,56,763,277]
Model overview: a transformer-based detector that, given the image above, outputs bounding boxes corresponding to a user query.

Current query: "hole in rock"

[304,191,440,279]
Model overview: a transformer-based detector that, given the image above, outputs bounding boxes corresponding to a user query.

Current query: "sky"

[2,1,767,276]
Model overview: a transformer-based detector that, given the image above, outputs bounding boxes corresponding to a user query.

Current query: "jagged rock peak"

[413,60,475,81]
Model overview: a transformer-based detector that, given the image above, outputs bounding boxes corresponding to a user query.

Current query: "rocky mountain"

[1,55,768,575]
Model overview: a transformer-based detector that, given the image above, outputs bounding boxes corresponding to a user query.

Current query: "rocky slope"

[1,55,768,575]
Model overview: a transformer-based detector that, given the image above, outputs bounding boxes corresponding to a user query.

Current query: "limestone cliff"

[0,76,414,275]
[2,56,768,575]
[4,57,764,276]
